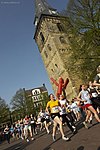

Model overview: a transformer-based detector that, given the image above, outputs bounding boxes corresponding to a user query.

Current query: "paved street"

[0,119,100,150]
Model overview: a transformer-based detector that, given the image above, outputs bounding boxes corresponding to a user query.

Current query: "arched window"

[40,32,45,43]
[35,90,37,95]
[51,69,54,72]
[38,4,43,12]
[55,64,58,68]
[44,51,48,58]
[59,36,66,44]
[47,44,52,51]
[57,23,64,32]
[59,49,66,53]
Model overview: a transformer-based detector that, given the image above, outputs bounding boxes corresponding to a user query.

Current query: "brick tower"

[34,0,77,100]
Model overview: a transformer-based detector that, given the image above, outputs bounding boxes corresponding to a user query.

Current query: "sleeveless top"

[80,90,92,105]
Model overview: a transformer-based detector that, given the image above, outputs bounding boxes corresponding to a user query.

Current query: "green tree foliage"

[63,0,100,82]
[10,89,27,119]
[10,88,34,120]
[0,97,10,124]
[67,0,99,32]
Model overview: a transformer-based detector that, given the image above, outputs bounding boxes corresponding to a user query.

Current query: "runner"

[43,110,51,134]
[88,81,100,111]
[4,125,10,144]
[77,84,100,129]
[46,94,70,141]
[30,114,37,135]
[59,95,77,134]
[23,115,34,142]
[71,98,81,121]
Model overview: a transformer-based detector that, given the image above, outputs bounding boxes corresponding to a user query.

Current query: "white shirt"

[80,90,92,104]
[59,99,67,115]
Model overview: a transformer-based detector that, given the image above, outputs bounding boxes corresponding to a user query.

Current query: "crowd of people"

[0,65,100,144]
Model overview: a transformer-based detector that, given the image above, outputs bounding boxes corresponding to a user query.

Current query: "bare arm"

[93,80,100,87]
[46,106,49,113]
[45,102,50,114]
[77,92,81,101]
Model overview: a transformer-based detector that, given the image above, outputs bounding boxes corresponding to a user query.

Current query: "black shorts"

[45,119,50,123]
[91,97,100,109]
[51,113,60,120]
[41,118,45,123]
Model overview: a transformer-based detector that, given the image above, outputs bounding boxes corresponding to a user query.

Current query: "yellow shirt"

[46,100,60,113]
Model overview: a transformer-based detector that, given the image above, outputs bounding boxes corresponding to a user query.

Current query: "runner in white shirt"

[23,115,34,142]
[59,95,77,134]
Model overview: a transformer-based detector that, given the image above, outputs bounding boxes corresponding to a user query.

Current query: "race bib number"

[51,106,59,113]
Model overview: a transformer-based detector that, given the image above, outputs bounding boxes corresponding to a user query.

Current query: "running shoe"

[83,121,88,129]
[52,135,56,142]
[47,130,50,134]
[62,136,70,141]
[88,120,92,124]
[26,139,29,142]
[31,137,35,141]
[21,137,24,140]
[73,128,77,134]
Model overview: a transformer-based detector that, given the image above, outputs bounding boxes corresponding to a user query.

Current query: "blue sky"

[0,0,68,104]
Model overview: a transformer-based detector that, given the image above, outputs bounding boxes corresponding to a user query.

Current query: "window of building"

[39,95,42,100]
[44,51,48,58]
[57,23,64,32]
[36,96,38,101]
[37,91,40,94]
[40,32,45,43]
[47,44,52,51]
[34,90,37,95]
[51,69,54,72]
[35,103,37,107]
[59,36,66,44]
[59,49,66,53]
[55,64,58,68]
[38,4,43,12]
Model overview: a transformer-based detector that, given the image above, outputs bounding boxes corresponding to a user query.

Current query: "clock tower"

[34,0,78,100]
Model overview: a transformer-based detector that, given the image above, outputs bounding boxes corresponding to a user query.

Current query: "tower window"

[40,32,45,43]
[44,51,48,58]
[38,4,43,12]
[59,36,66,44]
[55,64,58,68]
[57,23,64,32]
[59,49,66,53]
[47,44,52,51]
[51,69,54,72]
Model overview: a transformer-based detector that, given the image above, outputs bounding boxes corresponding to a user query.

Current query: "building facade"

[24,84,48,114]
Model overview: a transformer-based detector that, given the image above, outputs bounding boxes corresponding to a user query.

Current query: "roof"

[34,0,58,26]
[25,84,48,96]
